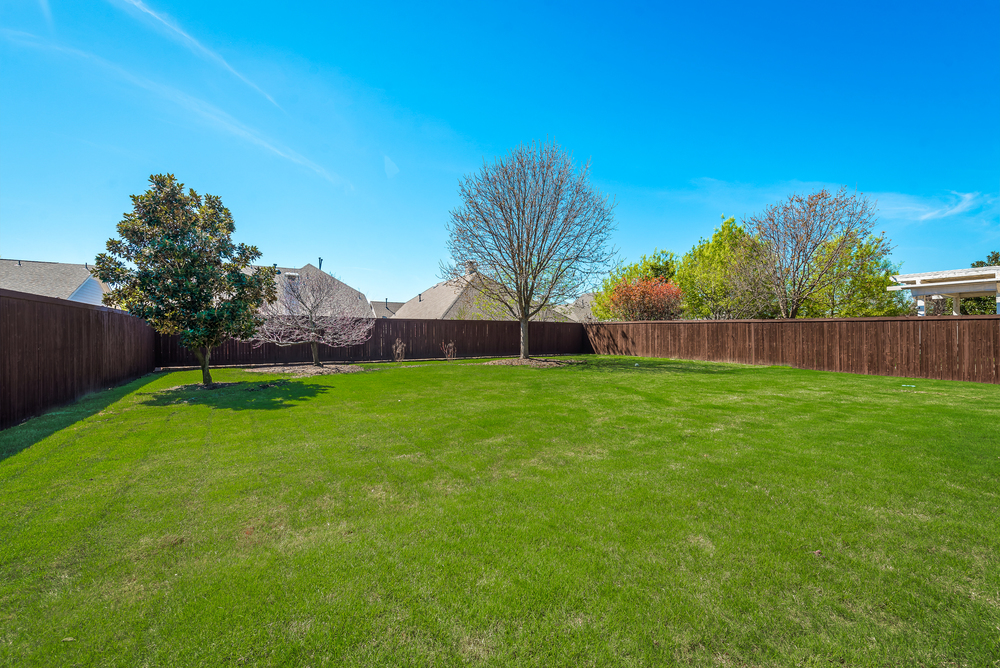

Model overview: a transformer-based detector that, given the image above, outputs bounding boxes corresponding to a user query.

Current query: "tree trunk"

[192,347,213,386]
[310,341,323,366]
[519,317,529,359]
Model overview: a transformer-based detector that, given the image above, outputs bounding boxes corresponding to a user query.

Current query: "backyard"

[0,356,997,666]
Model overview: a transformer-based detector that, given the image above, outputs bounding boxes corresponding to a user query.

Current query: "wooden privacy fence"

[154,318,589,366]
[1,289,155,429]
[584,316,1000,384]
[5,306,999,431]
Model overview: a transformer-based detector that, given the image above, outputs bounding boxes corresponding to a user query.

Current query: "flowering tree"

[250,267,375,366]
[607,278,683,321]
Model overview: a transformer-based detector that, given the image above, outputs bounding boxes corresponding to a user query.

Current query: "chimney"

[465,260,477,275]
[319,257,323,271]
[419,293,422,302]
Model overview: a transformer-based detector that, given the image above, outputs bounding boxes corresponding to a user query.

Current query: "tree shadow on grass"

[137,378,330,411]
[564,356,747,376]
[0,373,164,464]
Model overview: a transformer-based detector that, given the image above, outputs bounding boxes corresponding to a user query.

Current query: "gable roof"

[393,278,470,319]
[371,300,405,319]
[0,259,109,304]
[392,274,572,321]
[556,293,597,323]
[268,263,374,317]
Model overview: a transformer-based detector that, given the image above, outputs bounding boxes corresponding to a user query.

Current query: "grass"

[0,356,998,667]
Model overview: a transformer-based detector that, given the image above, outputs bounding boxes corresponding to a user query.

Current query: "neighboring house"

[556,293,597,323]
[0,259,110,306]
[268,263,375,317]
[889,266,1000,316]
[371,299,405,319]
[393,273,570,321]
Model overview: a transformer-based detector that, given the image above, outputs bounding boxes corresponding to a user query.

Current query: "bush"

[607,278,683,321]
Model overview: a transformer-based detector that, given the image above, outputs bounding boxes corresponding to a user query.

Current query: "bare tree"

[443,140,616,358]
[736,187,886,319]
[250,266,375,365]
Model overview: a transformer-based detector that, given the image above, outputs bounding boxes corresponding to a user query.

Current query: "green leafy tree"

[93,174,276,385]
[963,250,1000,315]
[800,234,911,317]
[674,216,772,319]
[592,249,677,320]
[739,188,884,319]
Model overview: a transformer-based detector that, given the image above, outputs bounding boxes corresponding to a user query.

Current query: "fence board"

[583,316,1000,384]
[1,289,155,430]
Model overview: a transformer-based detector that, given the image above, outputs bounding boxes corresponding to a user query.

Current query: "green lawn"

[1,357,998,667]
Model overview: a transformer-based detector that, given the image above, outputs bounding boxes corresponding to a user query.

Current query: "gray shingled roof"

[393,275,572,321]
[393,278,469,319]
[371,300,405,319]
[269,263,374,316]
[557,293,597,322]
[0,259,108,301]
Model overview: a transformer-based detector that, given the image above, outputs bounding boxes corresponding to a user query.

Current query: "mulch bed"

[481,358,584,368]
[242,364,364,377]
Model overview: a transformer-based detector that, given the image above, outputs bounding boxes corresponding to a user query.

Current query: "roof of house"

[393,274,573,321]
[889,266,1000,298]
[393,278,468,319]
[556,293,597,323]
[371,300,405,319]
[0,259,109,303]
[269,263,374,317]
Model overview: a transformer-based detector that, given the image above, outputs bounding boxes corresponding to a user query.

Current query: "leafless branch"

[443,140,616,356]
[736,187,883,318]
[248,266,375,365]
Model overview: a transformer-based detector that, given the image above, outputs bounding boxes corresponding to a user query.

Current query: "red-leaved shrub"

[608,278,683,321]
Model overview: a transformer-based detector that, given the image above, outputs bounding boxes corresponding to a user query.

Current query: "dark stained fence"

[1,289,155,429]
[584,316,1000,384]
[154,318,589,366]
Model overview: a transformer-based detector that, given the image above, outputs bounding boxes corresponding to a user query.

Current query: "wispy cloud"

[875,190,982,222]
[115,0,280,108]
[384,155,399,178]
[652,178,994,227]
[1,30,341,186]
[37,0,53,28]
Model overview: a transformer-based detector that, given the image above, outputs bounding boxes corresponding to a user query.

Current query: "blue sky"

[2,1,998,302]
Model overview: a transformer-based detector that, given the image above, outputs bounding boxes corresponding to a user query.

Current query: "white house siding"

[68,277,106,305]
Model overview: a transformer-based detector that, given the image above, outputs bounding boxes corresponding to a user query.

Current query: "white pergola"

[888,266,1000,315]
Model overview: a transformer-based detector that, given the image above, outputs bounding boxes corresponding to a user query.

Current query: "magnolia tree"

[249,268,375,365]
[607,278,683,321]
[444,140,616,357]
[93,174,276,386]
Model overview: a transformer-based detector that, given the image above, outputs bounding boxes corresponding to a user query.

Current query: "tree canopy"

[92,173,275,385]
[674,216,774,319]
[592,249,677,320]
[799,234,911,318]
[605,278,683,321]
[738,188,885,319]
[443,141,616,357]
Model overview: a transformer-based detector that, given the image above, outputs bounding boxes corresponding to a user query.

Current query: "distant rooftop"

[0,258,109,305]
